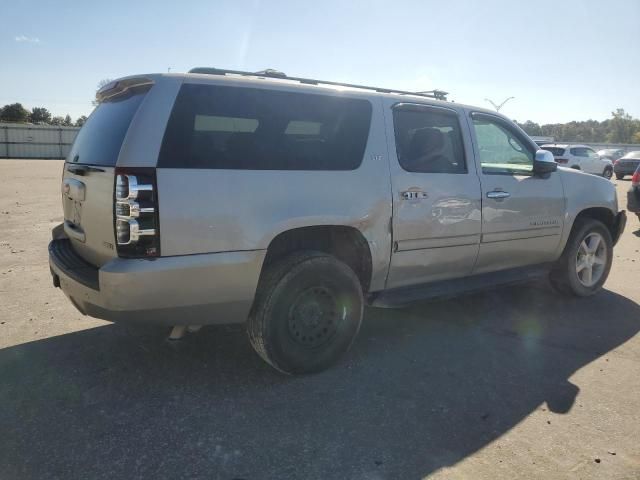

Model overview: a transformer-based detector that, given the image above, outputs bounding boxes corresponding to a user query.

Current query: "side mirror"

[533,149,557,175]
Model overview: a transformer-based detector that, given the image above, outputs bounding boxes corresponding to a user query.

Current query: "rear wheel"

[603,166,613,180]
[550,218,612,297]
[248,251,363,374]
[616,173,624,180]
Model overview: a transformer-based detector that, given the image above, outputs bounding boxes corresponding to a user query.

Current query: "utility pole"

[484,96,515,112]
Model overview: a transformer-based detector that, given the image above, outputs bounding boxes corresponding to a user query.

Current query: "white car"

[542,144,613,179]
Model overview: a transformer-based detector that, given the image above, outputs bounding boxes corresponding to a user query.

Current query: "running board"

[369,264,552,308]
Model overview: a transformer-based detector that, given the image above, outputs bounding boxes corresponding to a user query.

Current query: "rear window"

[542,147,566,156]
[623,151,640,159]
[158,84,372,170]
[68,90,147,166]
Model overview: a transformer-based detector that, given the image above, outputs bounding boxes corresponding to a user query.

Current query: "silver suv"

[49,69,627,374]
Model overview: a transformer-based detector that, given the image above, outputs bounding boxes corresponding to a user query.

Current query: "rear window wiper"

[66,164,105,175]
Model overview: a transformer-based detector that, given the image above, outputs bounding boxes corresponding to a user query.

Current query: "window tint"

[158,84,372,170]
[570,147,588,157]
[392,106,467,174]
[68,90,147,166]
[585,148,599,158]
[472,116,534,174]
[542,147,566,156]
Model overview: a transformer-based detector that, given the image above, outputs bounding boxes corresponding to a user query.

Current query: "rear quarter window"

[158,84,372,170]
[68,91,147,166]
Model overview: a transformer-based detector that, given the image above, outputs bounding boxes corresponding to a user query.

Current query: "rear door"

[469,112,565,273]
[62,83,150,266]
[385,101,481,289]
[584,147,602,174]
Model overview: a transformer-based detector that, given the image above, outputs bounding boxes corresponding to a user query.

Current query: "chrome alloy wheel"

[576,232,607,287]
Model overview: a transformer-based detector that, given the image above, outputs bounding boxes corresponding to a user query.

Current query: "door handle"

[486,190,510,199]
[402,190,428,200]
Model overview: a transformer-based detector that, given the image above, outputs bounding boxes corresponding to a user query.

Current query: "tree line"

[516,109,640,144]
[0,103,88,127]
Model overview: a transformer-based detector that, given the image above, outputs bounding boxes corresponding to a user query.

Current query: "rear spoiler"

[96,77,154,103]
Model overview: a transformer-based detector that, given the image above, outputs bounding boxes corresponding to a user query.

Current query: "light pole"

[484,96,515,112]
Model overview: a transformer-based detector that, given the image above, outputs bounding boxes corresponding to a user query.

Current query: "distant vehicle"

[49,70,626,374]
[614,151,640,180]
[597,148,625,162]
[530,136,555,146]
[627,164,640,221]
[541,144,613,179]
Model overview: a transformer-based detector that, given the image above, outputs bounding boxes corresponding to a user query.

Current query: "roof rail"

[188,67,449,101]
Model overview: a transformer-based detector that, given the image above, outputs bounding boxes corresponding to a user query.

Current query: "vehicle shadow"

[1,283,639,479]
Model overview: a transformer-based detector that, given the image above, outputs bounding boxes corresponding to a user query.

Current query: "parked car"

[541,144,614,179]
[597,148,625,162]
[49,69,627,374]
[627,164,640,221]
[614,151,640,180]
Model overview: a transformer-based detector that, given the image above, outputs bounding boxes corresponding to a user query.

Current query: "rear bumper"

[614,163,639,175]
[612,211,627,246]
[49,237,265,325]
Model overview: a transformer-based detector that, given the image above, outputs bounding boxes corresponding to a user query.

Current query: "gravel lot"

[1,159,639,480]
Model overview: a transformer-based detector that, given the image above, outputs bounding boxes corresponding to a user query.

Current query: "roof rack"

[188,67,449,101]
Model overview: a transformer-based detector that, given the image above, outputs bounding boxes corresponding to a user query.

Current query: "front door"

[385,101,482,289]
[469,112,565,274]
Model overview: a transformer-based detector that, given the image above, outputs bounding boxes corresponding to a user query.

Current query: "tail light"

[114,168,160,257]
[632,170,640,186]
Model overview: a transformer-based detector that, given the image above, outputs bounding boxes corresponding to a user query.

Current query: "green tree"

[0,103,29,123]
[607,108,637,143]
[63,114,73,126]
[29,107,52,124]
[50,116,65,126]
[75,115,88,127]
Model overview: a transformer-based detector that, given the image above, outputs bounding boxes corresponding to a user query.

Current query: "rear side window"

[570,147,588,157]
[158,84,372,170]
[68,90,147,166]
[392,105,467,174]
[543,147,566,156]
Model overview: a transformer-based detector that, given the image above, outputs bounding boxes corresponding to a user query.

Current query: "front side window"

[472,115,534,175]
[585,148,599,158]
[393,106,467,174]
[158,84,372,170]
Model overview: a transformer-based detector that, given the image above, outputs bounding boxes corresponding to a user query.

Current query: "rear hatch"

[61,80,150,266]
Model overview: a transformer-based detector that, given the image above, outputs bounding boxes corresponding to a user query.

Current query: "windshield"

[622,151,640,159]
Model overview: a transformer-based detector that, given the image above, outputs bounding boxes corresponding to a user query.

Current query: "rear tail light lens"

[632,170,640,186]
[114,168,160,257]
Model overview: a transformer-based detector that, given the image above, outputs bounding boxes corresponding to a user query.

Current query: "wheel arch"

[261,225,374,293]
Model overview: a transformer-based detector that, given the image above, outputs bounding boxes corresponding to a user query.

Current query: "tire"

[615,173,624,180]
[550,218,613,297]
[603,167,613,180]
[247,251,363,374]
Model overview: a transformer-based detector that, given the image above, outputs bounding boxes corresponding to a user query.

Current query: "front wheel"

[603,167,613,180]
[247,251,363,374]
[550,218,613,297]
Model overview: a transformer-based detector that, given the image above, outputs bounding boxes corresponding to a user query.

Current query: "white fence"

[0,123,80,159]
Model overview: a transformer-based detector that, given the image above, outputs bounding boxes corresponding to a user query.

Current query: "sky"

[1,0,639,124]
